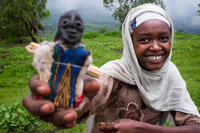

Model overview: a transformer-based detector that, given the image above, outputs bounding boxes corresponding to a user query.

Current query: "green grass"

[0,46,35,105]
[172,32,200,108]
[0,31,200,132]
[0,32,123,132]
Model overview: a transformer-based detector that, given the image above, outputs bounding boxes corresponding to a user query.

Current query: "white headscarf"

[100,3,200,117]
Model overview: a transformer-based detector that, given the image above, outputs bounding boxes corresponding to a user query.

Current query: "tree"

[0,0,49,43]
[103,0,165,28]
[197,3,200,15]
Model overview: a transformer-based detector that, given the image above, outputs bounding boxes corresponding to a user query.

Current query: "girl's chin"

[143,64,163,71]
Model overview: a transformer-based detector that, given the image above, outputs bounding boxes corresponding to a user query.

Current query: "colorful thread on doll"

[48,44,90,108]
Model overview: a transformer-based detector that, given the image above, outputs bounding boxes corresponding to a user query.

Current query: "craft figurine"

[26,10,101,111]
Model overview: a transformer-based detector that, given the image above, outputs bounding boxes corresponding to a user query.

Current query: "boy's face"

[132,19,171,71]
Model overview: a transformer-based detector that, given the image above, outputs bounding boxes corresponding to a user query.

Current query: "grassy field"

[0,31,200,132]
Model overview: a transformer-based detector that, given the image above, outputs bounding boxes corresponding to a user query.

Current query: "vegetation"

[0,31,200,132]
[0,102,40,132]
[103,0,165,27]
[0,0,49,43]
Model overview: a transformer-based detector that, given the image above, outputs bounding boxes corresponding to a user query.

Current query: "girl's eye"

[160,36,169,42]
[139,38,149,44]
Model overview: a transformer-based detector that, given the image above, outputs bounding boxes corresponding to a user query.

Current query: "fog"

[165,0,200,33]
[46,0,115,24]
[46,0,107,14]
[46,0,200,33]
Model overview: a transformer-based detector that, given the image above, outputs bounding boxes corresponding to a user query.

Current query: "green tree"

[103,0,165,28]
[0,0,49,43]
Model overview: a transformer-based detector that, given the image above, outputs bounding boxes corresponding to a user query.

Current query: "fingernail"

[40,104,51,114]
[37,86,47,94]
[99,122,105,126]
[37,86,48,95]
[64,113,74,121]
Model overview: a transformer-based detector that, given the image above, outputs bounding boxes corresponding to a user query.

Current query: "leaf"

[11,113,18,119]
[19,116,25,123]
[103,0,165,26]
[0,0,49,42]
[0,119,5,125]
[17,108,25,114]
[0,106,7,112]
[5,112,10,119]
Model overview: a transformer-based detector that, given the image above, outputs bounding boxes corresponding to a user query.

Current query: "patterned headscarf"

[130,11,170,33]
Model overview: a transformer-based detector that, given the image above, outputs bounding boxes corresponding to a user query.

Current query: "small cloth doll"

[30,10,92,111]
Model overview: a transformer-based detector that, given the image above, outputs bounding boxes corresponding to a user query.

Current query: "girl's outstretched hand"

[23,75,99,128]
[99,119,145,133]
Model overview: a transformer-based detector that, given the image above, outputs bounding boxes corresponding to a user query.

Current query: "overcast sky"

[46,0,200,32]
[165,0,200,26]
[46,0,110,15]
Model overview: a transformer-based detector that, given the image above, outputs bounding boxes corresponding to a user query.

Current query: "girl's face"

[132,19,171,71]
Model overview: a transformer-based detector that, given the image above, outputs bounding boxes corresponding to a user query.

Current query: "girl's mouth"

[148,55,162,60]
[147,55,163,63]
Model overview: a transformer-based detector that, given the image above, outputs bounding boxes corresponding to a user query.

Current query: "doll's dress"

[47,44,91,109]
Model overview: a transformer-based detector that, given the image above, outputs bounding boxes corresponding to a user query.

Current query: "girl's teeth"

[149,56,161,60]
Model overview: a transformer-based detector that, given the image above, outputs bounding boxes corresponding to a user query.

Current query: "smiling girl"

[23,3,200,133]
[89,3,200,133]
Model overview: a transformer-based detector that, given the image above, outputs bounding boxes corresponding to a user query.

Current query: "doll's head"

[54,10,84,46]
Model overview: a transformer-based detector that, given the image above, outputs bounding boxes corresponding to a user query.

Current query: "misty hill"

[42,1,200,35]
[41,3,119,37]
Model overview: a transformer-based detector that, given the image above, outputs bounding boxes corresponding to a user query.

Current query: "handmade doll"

[26,10,100,111]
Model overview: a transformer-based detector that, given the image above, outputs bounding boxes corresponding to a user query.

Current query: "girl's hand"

[23,75,99,128]
[99,119,144,133]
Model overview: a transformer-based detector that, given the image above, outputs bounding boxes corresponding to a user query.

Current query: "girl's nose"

[150,40,162,51]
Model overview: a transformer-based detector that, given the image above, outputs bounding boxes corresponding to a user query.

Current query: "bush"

[96,27,108,34]
[83,32,99,39]
[0,102,40,132]
[104,30,122,38]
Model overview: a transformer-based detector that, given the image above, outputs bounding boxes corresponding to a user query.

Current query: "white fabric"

[130,12,170,33]
[100,3,200,117]
[85,114,95,133]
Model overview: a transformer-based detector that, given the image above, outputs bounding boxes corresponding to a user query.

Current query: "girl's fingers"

[23,94,55,116]
[84,80,100,100]
[40,108,78,128]
[99,122,118,132]
[29,75,51,96]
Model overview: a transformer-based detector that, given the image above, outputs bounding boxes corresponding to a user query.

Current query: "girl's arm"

[99,119,200,133]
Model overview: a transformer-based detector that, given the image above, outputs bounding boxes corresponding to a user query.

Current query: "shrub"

[104,30,122,38]
[0,102,40,132]
[83,32,99,39]
[96,27,108,34]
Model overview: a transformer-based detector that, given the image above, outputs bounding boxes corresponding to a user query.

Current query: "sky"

[46,0,111,17]
[164,0,200,27]
[46,0,200,33]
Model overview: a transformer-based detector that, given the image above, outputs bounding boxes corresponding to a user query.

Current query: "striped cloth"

[48,44,90,108]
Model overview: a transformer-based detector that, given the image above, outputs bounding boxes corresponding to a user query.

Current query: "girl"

[23,3,200,133]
